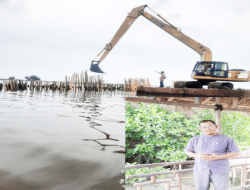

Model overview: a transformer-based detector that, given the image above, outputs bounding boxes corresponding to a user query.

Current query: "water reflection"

[82,120,125,152]
[0,90,126,190]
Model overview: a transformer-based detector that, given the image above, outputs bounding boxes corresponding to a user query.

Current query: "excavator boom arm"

[141,12,212,61]
[91,5,212,73]
[97,5,147,63]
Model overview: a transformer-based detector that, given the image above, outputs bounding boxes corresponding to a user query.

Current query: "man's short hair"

[199,120,216,126]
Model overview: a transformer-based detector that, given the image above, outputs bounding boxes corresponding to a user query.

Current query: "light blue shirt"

[184,133,240,174]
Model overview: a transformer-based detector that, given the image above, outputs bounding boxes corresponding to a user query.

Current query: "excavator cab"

[192,61,228,78]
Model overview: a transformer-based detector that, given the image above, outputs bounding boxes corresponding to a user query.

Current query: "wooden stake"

[30,81,33,90]
[101,75,103,91]
[215,97,222,134]
[65,76,67,91]
[70,74,73,90]
[147,78,151,87]
[233,97,239,108]
[10,80,13,91]
[195,97,201,105]
[75,73,77,91]
[97,75,99,91]
[82,71,85,92]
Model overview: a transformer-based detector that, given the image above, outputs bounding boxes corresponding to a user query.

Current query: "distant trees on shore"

[2,75,41,80]
[25,75,41,81]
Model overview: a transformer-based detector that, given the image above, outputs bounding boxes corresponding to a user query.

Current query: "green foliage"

[221,112,250,146]
[126,102,201,164]
[9,77,15,80]
[125,102,250,183]
[191,109,250,146]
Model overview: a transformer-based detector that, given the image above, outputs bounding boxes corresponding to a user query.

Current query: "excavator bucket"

[90,61,105,74]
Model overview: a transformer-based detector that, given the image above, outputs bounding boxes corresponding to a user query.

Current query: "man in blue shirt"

[184,120,240,190]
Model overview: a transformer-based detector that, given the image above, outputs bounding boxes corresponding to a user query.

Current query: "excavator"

[90,5,250,89]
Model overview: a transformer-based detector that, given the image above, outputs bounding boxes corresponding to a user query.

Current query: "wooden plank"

[195,97,201,105]
[137,87,249,97]
[126,169,193,179]
[202,97,213,104]
[168,97,175,101]
[216,97,221,104]
[125,160,195,169]
[125,97,250,112]
[233,97,239,108]
[174,97,194,102]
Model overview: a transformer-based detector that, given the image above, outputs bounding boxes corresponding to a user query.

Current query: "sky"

[1,0,250,88]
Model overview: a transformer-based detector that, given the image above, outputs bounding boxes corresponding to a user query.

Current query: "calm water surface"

[0,90,126,190]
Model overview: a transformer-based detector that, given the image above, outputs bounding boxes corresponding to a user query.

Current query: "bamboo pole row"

[124,78,151,92]
[0,80,28,91]
[67,71,123,92]
[0,71,151,92]
[0,80,125,92]
[0,70,126,92]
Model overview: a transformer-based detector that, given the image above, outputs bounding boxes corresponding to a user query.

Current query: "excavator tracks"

[207,82,234,90]
[174,81,203,89]
[174,81,234,89]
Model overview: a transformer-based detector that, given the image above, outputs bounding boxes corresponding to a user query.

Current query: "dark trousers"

[160,81,164,87]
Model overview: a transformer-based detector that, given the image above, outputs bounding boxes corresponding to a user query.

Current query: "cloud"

[0,0,25,13]
[151,0,169,9]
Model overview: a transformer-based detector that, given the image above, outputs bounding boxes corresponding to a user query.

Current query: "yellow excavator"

[90,5,250,89]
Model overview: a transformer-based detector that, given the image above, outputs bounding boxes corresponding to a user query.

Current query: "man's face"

[199,121,217,136]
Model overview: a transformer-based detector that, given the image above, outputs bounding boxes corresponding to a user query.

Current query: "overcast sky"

[1,0,250,88]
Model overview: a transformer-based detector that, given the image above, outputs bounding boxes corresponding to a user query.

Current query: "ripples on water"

[0,90,126,190]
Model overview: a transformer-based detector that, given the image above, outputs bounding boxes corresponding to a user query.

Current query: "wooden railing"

[125,156,250,190]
